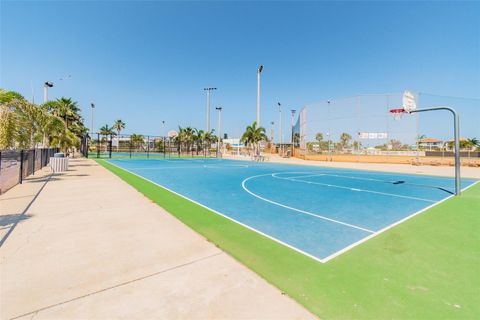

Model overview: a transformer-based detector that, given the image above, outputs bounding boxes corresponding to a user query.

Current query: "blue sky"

[1,1,479,139]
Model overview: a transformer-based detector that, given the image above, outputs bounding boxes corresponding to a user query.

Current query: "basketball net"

[389,108,406,121]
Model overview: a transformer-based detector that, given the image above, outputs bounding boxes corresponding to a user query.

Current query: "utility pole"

[216,106,222,156]
[204,88,217,132]
[90,103,95,134]
[257,65,264,126]
[278,102,283,156]
[270,121,275,143]
[291,109,296,156]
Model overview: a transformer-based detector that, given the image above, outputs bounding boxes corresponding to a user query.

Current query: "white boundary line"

[321,179,480,262]
[103,160,480,264]
[271,173,437,203]
[242,174,375,233]
[120,164,250,170]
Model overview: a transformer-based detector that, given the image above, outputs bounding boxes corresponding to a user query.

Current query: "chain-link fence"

[0,148,59,194]
[294,92,479,166]
[83,133,221,159]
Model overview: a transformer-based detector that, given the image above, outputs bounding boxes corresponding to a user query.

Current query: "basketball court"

[106,158,478,262]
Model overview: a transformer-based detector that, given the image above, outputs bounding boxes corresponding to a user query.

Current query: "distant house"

[418,138,443,150]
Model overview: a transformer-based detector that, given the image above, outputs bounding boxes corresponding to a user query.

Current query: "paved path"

[0,158,315,320]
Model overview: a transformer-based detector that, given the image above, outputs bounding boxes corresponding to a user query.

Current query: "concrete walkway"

[0,159,315,320]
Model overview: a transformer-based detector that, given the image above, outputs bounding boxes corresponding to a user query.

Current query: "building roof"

[418,138,442,143]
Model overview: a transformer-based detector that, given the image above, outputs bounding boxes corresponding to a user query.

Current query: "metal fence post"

[32,149,36,175]
[147,135,150,159]
[97,133,100,158]
[19,150,24,184]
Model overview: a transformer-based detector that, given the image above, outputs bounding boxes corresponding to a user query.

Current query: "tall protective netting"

[294,92,479,165]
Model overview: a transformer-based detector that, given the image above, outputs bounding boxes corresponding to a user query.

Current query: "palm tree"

[468,137,479,150]
[99,124,114,136]
[340,132,352,149]
[130,133,145,151]
[194,128,204,155]
[112,119,126,136]
[112,120,126,151]
[240,121,267,156]
[99,125,115,149]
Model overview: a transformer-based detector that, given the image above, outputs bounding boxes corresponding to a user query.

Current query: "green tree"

[130,133,145,151]
[112,120,126,151]
[340,132,352,149]
[240,121,267,155]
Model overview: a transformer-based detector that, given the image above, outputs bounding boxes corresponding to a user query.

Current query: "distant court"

[106,158,477,262]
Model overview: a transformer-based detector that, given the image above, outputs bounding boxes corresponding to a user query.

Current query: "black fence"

[0,148,59,194]
[82,133,221,159]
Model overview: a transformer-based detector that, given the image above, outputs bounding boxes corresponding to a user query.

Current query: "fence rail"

[81,134,221,159]
[0,148,59,194]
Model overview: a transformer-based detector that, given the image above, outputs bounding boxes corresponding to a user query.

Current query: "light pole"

[90,103,95,134]
[204,87,217,132]
[43,81,53,103]
[216,106,222,156]
[257,65,264,126]
[278,102,283,156]
[270,121,275,143]
[291,109,296,156]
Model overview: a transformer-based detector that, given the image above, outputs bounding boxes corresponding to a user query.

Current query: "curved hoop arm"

[410,106,461,196]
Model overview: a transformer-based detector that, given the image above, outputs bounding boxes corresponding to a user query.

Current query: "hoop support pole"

[409,106,461,196]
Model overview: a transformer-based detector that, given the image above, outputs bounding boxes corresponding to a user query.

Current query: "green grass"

[98,159,480,319]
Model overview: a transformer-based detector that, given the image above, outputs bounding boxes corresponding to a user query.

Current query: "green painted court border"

[97,159,480,319]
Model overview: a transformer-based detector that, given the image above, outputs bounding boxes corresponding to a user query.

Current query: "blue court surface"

[107,158,477,262]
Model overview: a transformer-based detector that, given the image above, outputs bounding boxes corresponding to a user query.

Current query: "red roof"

[419,138,442,143]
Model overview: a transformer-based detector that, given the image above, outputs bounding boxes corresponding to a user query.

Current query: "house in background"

[418,138,444,150]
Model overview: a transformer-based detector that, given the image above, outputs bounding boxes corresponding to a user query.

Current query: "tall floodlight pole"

[257,65,264,126]
[270,121,275,142]
[90,103,95,134]
[291,109,296,156]
[43,81,53,103]
[216,106,222,156]
[278,102,283,155]
[204,88,217,132]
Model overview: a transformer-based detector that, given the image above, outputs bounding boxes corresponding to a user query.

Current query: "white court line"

[272,173,437,203]
[321,180,480,262]
[242,174,375,233]
[103,160,479,264]
[102,160,327,264]
[122,164,250,170]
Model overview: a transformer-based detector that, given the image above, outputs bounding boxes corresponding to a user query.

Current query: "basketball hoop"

[389,108,406,121]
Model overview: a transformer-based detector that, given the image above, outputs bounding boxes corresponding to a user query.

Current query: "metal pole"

[291,109,296,156]
[207,90,210,132]
[204,88,217,132]
[410,106,461,195]
[43,86,48,103]
[90,103,95,134]
[257,71,261,126]
[216,107,222,157]
[278,103,283,156]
